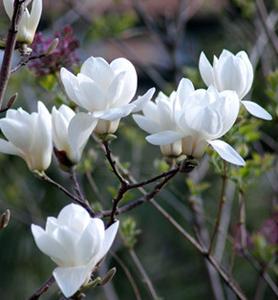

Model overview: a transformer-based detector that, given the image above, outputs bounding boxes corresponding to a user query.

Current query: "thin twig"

[107,159,247,300]
[208,163,228,254]
[11,53,46,73]
[0,0,26,108]
[39,172,95,217]
[111,252,142,300]
[28,275,55,300]
[129,248,160,300]
[70,168,87,205]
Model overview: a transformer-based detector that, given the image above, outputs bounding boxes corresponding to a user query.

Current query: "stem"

[39,172,95,217]
[28,275,55,300]
[111,252,142,300]
[129,248,160,300]
[208,163,228,254]
[70,168,88,205]
[0,0,26,108]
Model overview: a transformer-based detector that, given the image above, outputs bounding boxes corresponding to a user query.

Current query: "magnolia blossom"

[133,79,195,157]
[199,49,272,120]
[3,0,42,44]
[52,105,97,165]
[31,204,119,298]
[135,78,245,166]
[61,56,155,134]
[0,101,52,171]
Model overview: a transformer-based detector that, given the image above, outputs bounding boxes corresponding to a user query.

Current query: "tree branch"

[0,0,26,108]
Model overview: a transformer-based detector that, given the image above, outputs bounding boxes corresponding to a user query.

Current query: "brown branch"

[129,248,160,300]
[0,0,26,108]
[28,275,55,300]
[39,172,95,217]
[111,252,142,300]
[208,162,228,254]
[104,157,247,300]
[11,53,46,73]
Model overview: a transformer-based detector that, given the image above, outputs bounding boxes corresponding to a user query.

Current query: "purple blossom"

[28,25,79,76]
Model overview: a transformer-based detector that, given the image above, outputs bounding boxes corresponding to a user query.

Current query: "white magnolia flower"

[52,105,97,165]
[31,203,119,298]
[140,79,245,166]
[133,79,195,157]
[199,49,272,120]
[3,0,42,44]
[61,56,155,134]
[0,101,52,171]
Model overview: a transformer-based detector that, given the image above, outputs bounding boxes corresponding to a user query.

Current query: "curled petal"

[146,131,183,145]
[199,52,214,87]
[241,100,272,120]
[209,140,245,166]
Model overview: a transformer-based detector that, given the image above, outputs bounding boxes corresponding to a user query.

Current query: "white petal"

[96,221,119,263]
[176,78,195,108]
[68,113,97,163]
[132,114,160,134]
[31,225,70,265]
[3,0,13,19]
[93,104,135,121]
[60,68,80,105]
[131,88,156,113]
[0,139,21,156]
[107,72,126,105]
[77,218,105,264]
[77,74,106,111]
[241,100,272,120]
[209,140,245,166]
[28,0,42,34]
[53,266,91,298]
[57,204,90,230]
[146,131,183,145]
[80,56,113,88]
[199,52,214,87]
[110,58,138,105]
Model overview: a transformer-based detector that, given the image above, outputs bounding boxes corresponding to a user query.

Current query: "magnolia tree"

[0,1,277,300]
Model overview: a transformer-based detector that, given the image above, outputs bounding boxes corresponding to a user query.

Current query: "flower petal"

[68,113,97,163]
[241,100,272,120]
[96,221,119,263]
[60,68,80,105]
[209,140,245,166]
[146,131,183,145]
[53,265,91,298]
[28,0,42,34]
[199,52,214,87]
[131,88,156,113]
[80,56,113,88]
[31,225,70,266]
[133,114,160,134]
[0,139,21,156]
[93,104,135,121]
[110,58,138,105]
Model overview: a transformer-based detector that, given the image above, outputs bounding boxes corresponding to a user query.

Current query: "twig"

[208,162,228,254]
[28,275,55,300]
[111,252,142,300]
[107,159,247,300]
[0,0,26,108]
[129,248,160,300]
[103,141,128,185]
[39,172,95,217]
[70,168,88,205]
[11,53,46,73]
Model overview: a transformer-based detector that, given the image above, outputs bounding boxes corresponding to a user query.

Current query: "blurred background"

[0,0,277,299]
